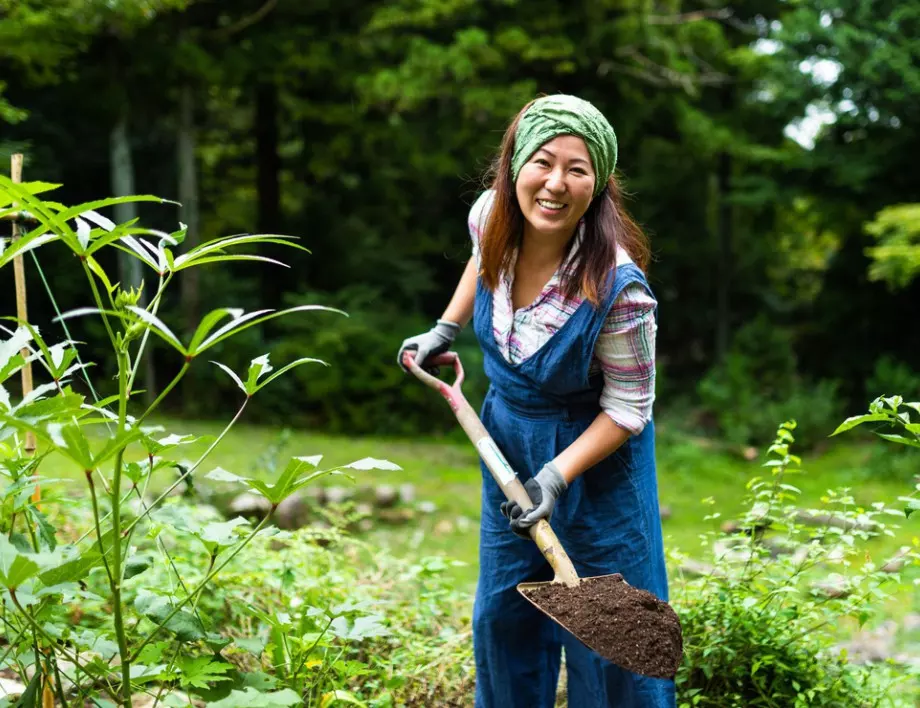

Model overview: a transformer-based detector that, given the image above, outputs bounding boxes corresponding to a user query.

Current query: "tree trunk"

[714,151,732,361]
[110,111,142,291]
[110,106,155,404]
[255,80,280,236]
[177,82,200,335]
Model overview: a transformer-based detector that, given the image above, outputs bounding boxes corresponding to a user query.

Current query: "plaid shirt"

[469,191,657,435]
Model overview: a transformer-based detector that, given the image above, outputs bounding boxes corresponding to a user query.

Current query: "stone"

[355,502,374,517]
[378,508,415,524]
[228,492,272,519]
[374,484,398,508]
[416,501,438,514]
[659,504,672,521]
[742,446,758,461]
[324,486,354,505]
[902,614,920,633]
[275,492,309,530]
[434,519,454,535]
[0,676,26,699]
[357,519,375,532]
[398,483,416,505]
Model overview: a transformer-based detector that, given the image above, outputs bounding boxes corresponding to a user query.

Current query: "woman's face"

[514,134,596,241]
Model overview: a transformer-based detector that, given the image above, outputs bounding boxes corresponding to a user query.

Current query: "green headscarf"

[510,94,618,199]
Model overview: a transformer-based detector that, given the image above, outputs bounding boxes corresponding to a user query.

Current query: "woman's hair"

[479,102,650,306]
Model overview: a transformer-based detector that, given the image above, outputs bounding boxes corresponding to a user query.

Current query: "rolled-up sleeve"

[595,284,657,435]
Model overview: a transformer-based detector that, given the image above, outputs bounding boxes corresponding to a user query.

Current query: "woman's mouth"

[536,199,566,212]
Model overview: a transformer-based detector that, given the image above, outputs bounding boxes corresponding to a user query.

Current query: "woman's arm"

[440,256,478,328]
[552,413,631,484]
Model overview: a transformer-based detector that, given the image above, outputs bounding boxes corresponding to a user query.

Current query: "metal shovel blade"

[517,573,683,679]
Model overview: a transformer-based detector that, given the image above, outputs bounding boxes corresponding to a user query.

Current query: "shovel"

[404,351,683,679]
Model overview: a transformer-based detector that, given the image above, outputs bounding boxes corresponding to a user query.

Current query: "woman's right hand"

[397,320,460,373]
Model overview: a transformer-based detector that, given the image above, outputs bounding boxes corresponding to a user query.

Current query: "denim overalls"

[471,263,674,708]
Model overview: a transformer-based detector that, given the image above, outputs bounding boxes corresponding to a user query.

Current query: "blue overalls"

[471,263,674,708]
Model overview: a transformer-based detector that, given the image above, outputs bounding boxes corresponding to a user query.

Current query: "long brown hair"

[479,103,650,306]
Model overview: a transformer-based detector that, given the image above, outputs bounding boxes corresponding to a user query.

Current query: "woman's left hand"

[500,462,568,538]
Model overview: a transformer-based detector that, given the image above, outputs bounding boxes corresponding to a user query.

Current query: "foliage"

[865,204,920,290]
[697,317,844,449]
[832,394,920,517]
[672,422,918,707]
[0,181,400,706]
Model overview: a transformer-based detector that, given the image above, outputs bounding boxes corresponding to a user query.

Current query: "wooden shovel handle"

[404,351,580,586]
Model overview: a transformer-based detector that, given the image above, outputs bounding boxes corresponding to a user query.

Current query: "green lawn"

[37,414,919,611]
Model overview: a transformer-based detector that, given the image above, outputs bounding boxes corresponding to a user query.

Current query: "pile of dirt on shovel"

[520,573,683,679]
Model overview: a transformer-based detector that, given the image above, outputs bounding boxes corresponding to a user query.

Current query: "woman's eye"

[534,158,550,166]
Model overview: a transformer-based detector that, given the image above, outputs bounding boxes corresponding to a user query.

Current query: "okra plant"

[0,177,397,707]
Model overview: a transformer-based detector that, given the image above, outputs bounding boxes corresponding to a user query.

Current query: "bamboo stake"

[10,154,38,489]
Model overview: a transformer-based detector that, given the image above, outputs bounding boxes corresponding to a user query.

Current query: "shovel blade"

[517,573,683,679]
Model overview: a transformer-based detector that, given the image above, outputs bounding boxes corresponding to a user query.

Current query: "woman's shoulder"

[468,189,496,240]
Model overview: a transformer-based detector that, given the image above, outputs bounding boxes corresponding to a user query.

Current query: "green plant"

[832,394,920,517]
[0,178,399,706]
[672,421,918,707]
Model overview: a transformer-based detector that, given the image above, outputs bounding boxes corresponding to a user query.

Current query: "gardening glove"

[397,319,460,374]
[500,461,568,539]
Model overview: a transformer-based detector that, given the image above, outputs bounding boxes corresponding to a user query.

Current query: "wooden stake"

[10,154,38,500]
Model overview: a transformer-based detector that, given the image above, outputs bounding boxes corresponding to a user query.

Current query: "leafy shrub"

[832,394,920,513]
[0,180,422,707]
[672,422,918,707]
[268,284,488,435]
[697,316,844,448]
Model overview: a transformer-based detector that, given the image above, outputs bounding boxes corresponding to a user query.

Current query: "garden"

[3,1,920,706]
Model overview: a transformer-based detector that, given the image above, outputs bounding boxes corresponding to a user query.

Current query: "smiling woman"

[396,94,669,708]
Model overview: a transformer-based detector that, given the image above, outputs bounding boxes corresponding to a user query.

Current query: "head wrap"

[510,94,618,199]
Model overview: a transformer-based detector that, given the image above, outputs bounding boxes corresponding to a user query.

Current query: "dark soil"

[520,574,683,679]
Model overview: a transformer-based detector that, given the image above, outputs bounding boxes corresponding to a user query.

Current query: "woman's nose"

[544,168,566,193]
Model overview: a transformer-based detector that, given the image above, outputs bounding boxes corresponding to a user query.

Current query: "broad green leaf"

[235,637,267,657]
[39,533,116,586]
[0,535,40,588]
[320,690,367,707]
[205,467,247,484]
[344,458,402,471]
[876,433,920,449]
[199,517,249,548]
[207,688,303,708]
[830,413,890,436]
[176,656,234,689]
[135,590,206,642]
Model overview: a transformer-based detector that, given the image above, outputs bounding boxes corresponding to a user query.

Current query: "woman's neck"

[519,224,575,270]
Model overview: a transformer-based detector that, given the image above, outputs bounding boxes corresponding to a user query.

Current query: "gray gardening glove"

[500,461,568,539]
[397,319,461,374]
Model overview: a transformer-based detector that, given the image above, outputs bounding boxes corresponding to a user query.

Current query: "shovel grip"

[405,351,580,587]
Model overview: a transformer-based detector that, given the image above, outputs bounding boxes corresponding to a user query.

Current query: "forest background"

[2,0,919,447]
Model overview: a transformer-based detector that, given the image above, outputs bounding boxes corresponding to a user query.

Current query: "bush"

[63,498,475,706]
[672,422,918,707]
[697,317,844,449]
[269,284,489,435]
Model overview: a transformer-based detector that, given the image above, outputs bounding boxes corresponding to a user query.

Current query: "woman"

[397,94,672,708]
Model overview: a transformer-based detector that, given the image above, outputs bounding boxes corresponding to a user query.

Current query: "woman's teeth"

[537,199,565,210]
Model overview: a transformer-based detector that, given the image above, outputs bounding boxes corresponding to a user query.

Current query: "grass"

[36,413,920,609]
